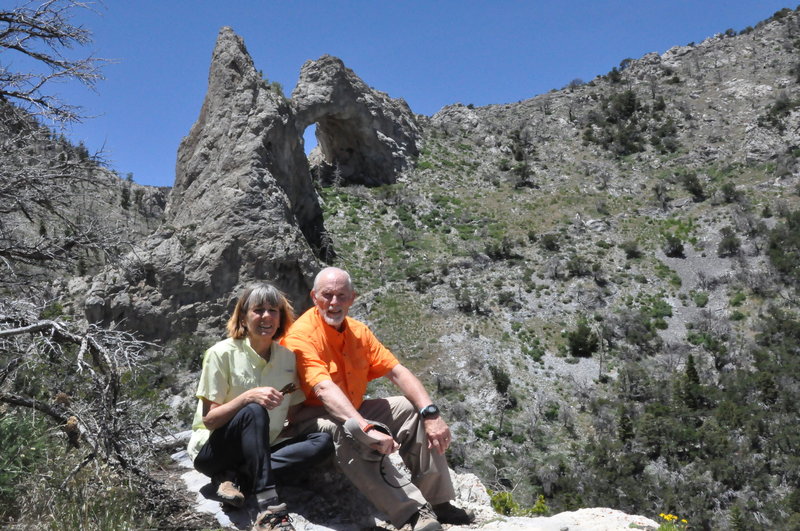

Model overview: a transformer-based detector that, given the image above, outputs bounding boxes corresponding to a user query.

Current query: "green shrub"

[40,301,65,319]
[489,490,521,515]
[567,319,599,357]
[540,234,560,252]
[531,494,550,516]
[38,474,156,531]
[758,92,800,131]
[486,237,516,260]
[489,365,511,394]
[475,424,498,441]
[583,89,649,156]
[663,234,685,258]
[692,291,709,308]
[681,172,706,202]
[767,210,800,288]
[652,318,668,330]
[522,341,546,363]
[720,183,741,203]
[0,413,48,520]
[687,331,727,355]
[620,240,642,259]
[510,433,526,444]
[654,261,682,287]
[717,227,741,257]
[729,291,746,306]
[544,401,560,421]
[566,254,591,277]
[120,185,131,209]
[649,298,673,319]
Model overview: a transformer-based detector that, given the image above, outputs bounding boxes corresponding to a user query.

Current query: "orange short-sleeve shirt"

[282,307,399,408]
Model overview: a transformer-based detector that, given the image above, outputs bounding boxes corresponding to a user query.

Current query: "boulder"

[172,442,659,530]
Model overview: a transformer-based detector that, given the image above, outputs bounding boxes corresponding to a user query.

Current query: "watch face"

[422,405,439,417]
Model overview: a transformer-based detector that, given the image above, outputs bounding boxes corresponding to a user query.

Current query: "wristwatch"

[419,404,440,419]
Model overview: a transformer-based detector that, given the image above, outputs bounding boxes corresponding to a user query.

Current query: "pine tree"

[681,354,702,411]
[730,504,746,530]
[617,406,634,444]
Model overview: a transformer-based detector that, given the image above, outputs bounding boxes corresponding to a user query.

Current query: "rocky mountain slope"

[0,100,166,292]
[3,6,800,530]
[262,9,799,528]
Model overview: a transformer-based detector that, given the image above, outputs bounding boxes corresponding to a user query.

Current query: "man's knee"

[298,415,340,438]
[387,395,417,421]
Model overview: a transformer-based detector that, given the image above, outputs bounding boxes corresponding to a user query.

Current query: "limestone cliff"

[81,27,420,340]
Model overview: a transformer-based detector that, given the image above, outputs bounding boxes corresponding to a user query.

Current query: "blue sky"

[51,1,795,188]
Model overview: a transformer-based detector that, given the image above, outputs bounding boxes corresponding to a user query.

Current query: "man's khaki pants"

[296,396,456,527]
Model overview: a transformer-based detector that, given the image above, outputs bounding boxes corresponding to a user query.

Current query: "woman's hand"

[243,386,284,410]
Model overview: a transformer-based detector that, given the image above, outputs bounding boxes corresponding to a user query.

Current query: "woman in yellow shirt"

[188,283,331,531]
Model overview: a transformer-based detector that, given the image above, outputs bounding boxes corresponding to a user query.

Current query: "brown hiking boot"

[432,501,475,525]
[252,503,295,531]
[213,472,245,507]
[406,503,442,531]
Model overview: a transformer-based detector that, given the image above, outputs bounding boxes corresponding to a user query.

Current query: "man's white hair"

[313,267,354,292]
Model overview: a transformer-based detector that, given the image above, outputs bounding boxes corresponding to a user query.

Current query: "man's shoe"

[216,480,245,507]
[252,503,295,531]
[432,501,475,525]
[406,503,443,531]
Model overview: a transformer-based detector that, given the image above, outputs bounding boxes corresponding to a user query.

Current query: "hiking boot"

[406,503,442,531]
[213,472,245,507]
[432,501,475,525]
[252,502,295,531]
[216,480,245,507]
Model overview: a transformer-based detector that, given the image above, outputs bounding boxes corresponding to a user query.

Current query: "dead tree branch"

[0,0,106,124]
[0,299,165,496]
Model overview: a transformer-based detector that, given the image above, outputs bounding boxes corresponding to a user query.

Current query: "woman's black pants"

[193,403,332,495]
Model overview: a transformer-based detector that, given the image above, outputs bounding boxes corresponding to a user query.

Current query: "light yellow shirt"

[186,338,304,461]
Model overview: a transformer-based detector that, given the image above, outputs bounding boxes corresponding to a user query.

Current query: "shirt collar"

[243,337,271,365]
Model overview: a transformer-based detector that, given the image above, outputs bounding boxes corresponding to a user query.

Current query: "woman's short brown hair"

[226,283,295,340]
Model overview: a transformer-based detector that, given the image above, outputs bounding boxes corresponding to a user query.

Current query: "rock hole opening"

[303,123,318,156]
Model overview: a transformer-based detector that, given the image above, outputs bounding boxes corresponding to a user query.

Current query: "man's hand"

[423,416,451,454]
[366,427,401,454]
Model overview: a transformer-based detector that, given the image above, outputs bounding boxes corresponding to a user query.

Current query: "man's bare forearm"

[313,379,367,426]
[387,364,434,410]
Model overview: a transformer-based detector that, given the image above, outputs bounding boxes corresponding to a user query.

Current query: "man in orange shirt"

[283,267,473,531]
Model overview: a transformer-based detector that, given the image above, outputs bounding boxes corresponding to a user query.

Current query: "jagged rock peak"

[293,54,421,186]
[206,26,259,96]
[168,26,297,218]
[83,27,326,340]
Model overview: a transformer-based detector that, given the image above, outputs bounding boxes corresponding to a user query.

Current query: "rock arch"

[292,55,421,186]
